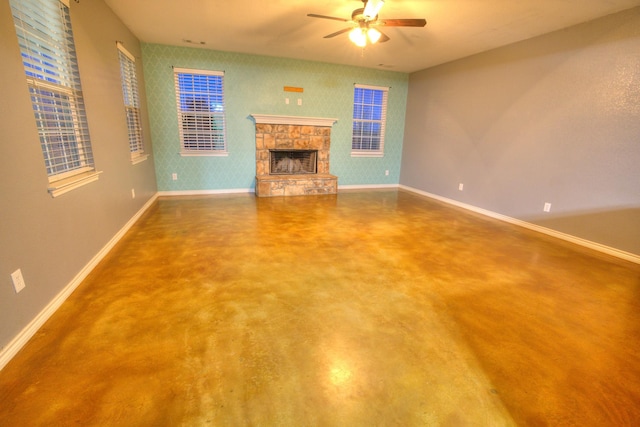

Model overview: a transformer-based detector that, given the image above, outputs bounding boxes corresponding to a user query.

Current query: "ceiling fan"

[307,0,426,47]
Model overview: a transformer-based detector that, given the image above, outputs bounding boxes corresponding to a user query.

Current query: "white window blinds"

[117,42,145,161]
[351,84,389,157]
[173,68,227,154]
[10,0,95,181]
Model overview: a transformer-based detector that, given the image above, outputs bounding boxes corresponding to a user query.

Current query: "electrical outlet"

[11,269,26,293]
[544,202,551,212]
[297,98,302,106]
[285,98,289,105]
[385,170,389,176]
[458,183,464,191]
[172,173,178,181]
[131,188,136,199]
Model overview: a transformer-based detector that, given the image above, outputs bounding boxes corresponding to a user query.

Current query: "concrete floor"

[1,190,639,426]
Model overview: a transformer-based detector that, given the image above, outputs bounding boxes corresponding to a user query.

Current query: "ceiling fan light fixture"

[367,27,382,44]
[363,0,385,20]
[309,0,425,46]
[349,27,367,47]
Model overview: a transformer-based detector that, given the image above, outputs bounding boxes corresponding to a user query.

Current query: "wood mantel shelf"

[251,114,338,127]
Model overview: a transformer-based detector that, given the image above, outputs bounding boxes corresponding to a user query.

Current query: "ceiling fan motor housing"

[352,8,371,23]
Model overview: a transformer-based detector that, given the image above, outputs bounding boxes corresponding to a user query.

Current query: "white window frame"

[10,0,101,197]
[351,84,389,158]
[173,67,228,156]
[117,42,148,165]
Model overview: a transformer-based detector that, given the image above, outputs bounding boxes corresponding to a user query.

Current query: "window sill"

[351,151,384,158]
[179,151,229,157]
[48,170,103,198]
[131,153,150,165]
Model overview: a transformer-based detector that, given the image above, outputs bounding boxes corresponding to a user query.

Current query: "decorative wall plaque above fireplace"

[251,114,338,197]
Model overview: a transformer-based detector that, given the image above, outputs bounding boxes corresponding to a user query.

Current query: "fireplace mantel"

[251,114,338,127]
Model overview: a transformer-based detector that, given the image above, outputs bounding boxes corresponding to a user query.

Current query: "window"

[10,0,100,196]
[351,84,389,157]
[173,68,227,156]
[117,42,147,164]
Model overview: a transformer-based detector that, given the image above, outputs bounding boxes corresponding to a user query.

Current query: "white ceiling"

[103,0,640,73]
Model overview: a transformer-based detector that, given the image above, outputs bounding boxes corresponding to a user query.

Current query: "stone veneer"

[252,115,338,197]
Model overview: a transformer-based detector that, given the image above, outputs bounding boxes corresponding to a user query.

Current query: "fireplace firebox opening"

[270,150,317,175]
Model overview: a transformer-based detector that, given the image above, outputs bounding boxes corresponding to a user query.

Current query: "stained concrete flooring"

[1,190,639,426]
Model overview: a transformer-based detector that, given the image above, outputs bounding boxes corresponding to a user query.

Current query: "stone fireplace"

[252,114,338,197]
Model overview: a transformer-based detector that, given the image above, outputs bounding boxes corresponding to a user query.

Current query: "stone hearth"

[252,114,338,197]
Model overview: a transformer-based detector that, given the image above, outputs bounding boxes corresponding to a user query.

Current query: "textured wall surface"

[141,44,408,191]
[0,0,157,351]
[401,7,640,256]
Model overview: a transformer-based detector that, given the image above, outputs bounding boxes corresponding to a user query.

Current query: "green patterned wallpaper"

[141,43,408,191]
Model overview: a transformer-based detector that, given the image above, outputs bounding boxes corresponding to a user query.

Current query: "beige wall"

[401,7,640,256]
[0,0,157,351]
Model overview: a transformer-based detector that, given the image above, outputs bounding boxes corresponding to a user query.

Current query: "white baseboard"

[338,184,398,190]
[157,188,253,196]
[159,185,397,195]
[399,185,640,265]
[159,186,400,196]
[0,193,159,371]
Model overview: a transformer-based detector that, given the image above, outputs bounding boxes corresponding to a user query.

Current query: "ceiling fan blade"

[377,18,426,27]
[307,13,349,22]
[323,27,353,39]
